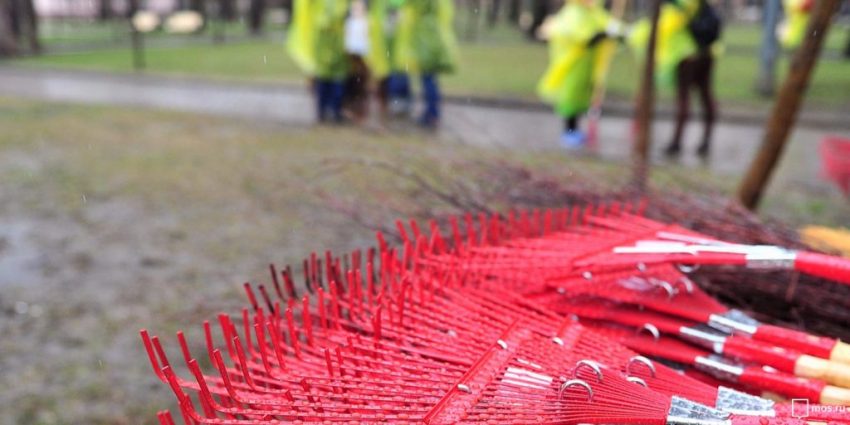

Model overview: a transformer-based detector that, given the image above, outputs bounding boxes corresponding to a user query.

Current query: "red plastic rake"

[140,202,850,423]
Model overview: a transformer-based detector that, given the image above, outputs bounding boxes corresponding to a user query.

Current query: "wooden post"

[632,0,662,190]
[736,0,841,210]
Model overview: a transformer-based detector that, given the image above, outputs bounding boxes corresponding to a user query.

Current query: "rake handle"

[794,251,850,286]
[722,336,800,373]
[793,354,850,388]
[725,337,850,387]
[738,366,824,401]
[753,325,838,360]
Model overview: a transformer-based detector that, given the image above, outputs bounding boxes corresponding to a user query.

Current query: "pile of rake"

[144,200,850,424]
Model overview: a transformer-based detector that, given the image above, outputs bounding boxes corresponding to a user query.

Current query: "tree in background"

[126,0,139,17]
[98,0,114,20]
[526,0,551,39]
[844,26,850,58]
[507,0,521,24]
[0,0,40,55]
[248,0,266,34]
[189,0,206,21]
[487,0,502,27]
[738,0,843,209]
[0,1,17,56]
[22,0,39,52]
[220,0,236,21]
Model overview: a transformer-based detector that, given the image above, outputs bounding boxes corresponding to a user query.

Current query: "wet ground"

[0,65,844,200]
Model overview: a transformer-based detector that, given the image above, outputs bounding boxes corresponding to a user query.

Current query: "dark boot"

[664,143,682,158]
[697,141,710,158]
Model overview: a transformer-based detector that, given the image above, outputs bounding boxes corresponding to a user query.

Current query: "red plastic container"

[820,136,850,196]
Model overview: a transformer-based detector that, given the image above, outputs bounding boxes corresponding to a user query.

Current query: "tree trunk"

[220,0,236,21]
[98,0,114,20]
[526,0,548,40]
[189,0,205,14]
[507,0,520,25]
[465,0,482,41]
[737,0,842,210]
[21,0,38,53]
[248,0,265,34]
[487,0,501,27]
[9,0,21,39]
[632,0,662,190]
[126,0,139,17]
[6,0,39,54]
[282,0,292,28]
[755,0,781,97]
[0,1,18,56]
[127,0,145,69]
[844,25,850,59]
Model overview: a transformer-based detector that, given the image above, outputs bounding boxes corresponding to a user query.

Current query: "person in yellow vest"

[287,0,350,123]
[779,0,812,50]
[630,0,722,158]
[537,0,623,149]
[397,0,459,128]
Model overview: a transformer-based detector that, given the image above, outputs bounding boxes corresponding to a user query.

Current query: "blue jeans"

[386,72,412,116]
[316,79,344,122]
[387,72,412,102]
[421,74,440,124]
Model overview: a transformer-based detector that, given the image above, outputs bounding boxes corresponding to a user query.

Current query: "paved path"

[0,66,843,192]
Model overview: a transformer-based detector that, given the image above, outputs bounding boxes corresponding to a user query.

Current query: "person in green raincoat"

[397,0,459,128]
[537,0,622,149]
[287,0,349,122]
[779,0,812,50]
[629,0,721,158]
[366,0,414,118]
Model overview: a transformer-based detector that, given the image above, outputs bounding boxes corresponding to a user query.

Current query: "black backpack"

[688,0,722,48]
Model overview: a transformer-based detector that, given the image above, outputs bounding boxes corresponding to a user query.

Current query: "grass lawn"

[14,22,850,108]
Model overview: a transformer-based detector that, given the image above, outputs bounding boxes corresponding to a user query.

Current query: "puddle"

[0,218,43,288]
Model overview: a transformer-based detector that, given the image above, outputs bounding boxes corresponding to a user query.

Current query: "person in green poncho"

[629,0,721,158]
[399,0,459,128]
[537,0,623,149]
[366,0,414,118]
[780,0,812,50]
[287,0,349,123]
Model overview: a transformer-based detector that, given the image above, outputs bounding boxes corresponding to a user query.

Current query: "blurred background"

[0,0,848,423]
